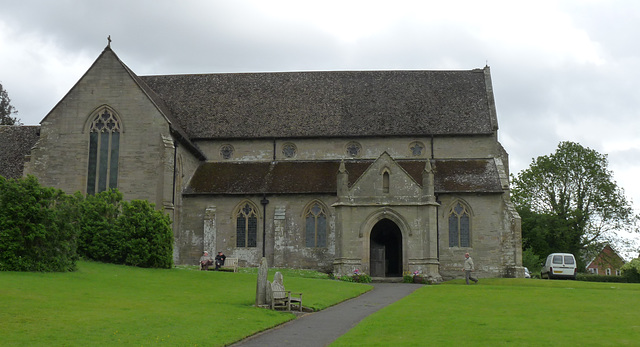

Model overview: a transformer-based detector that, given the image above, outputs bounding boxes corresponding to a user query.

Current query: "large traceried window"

[305,201,327,247]
[87,107,120,195]
[236,202,258,248]
[449,201,471,247]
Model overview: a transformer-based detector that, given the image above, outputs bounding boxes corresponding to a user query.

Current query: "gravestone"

[255,257,268,306]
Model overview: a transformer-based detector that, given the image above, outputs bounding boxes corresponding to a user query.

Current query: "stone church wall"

[437,193,518,280]
[192,136,501,162]
[179,194,337,271]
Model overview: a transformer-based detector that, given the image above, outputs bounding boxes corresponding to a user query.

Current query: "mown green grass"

[332,278,640,346]
[0,261,370,346]
[5,264,640,346]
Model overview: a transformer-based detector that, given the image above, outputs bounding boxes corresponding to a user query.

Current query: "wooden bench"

[267,272,303,311]
[219,257,238,272]
[207,257,238,272]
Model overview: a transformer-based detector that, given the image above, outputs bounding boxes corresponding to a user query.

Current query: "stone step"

[370,277,404,283]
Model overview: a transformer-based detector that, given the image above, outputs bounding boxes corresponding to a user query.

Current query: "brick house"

[586,244,626,276]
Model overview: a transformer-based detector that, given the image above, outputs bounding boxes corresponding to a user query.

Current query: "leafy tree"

[0,82,21,125]
[511,141,638,262]
[621,258,640,283]
[522,247,543,275]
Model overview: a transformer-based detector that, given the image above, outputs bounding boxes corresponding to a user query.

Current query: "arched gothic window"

[305,201,327,247]
[448,202,471,247]
[236,202,258,247]
[87,107,121,195]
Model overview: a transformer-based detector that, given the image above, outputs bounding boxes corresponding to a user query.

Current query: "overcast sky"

[1,1,639,255]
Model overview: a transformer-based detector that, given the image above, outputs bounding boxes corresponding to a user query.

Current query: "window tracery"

[282,143,297,158]
[220,144,234,159]
[236,202,258,248]
[346,141,361,157]
[87,107,120,195]
[409,141,425,157]
[305,201,327,247]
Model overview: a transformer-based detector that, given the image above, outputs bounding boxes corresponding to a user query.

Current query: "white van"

[541,253,577,280]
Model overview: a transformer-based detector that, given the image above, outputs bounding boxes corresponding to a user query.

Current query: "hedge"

[1,176,173,271]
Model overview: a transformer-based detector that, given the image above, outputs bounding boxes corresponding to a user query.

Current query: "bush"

[338,269,372,283]
[576,274,628,283]
[0,176,173,271]
[403,271,431,284]
[621,259,640,283]
[77,190,124,263]
[77,191,173,269]
[522,247,542,275]
[118,200,173,268]
[0,176,80,271]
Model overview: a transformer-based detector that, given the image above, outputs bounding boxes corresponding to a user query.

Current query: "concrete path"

[231,282,423,347]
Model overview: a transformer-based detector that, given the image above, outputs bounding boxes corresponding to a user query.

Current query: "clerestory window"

[236,202,258,247]
[305,201,327,247]
[448,202,471,247]
[87,107,120,195]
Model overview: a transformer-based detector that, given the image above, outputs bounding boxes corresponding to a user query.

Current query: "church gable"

[24,45,202,207]
[348,153,422,200]
[41,47,152,128]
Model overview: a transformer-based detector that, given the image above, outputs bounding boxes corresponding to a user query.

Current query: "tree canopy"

[511,141,638,262]
[0,82,20,125]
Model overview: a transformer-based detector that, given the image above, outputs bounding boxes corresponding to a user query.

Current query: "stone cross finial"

[107,35,111,48]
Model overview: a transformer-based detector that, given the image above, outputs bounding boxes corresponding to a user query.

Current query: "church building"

[3,45,523,281]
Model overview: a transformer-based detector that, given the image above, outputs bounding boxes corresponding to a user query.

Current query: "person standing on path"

[463,252,478,284]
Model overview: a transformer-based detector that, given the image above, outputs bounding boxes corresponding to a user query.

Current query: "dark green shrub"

[76,190,124,263]
[118,200,173,268]
[576,274,628,283]
[621,259,640,283]
[522,247,543,275]
[1,177,173,271]
[0,176,79,272]
[77,190,173,269]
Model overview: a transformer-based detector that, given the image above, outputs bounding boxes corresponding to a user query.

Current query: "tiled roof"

[185,159,503,195]
[0,126,40,179]
[141,69,495,140]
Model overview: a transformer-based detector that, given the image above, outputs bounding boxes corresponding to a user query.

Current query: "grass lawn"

[4,263,640,346]
[332,278,640,346]
[0,261,370,346]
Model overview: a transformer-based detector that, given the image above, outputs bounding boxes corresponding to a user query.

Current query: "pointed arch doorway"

[370,219,402,277]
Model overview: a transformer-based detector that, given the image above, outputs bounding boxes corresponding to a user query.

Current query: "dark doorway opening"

[370,219,402,277]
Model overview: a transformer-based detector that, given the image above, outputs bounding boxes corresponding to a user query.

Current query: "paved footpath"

[231,282,423,347]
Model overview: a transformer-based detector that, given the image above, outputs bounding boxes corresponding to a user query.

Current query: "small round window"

[346,142,362,157]
[282,143,297,158]
[220,144,234,159]
[409,141,425,157]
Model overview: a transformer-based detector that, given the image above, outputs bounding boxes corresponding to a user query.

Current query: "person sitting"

[214,251,226,270]
[199,251,214,270]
